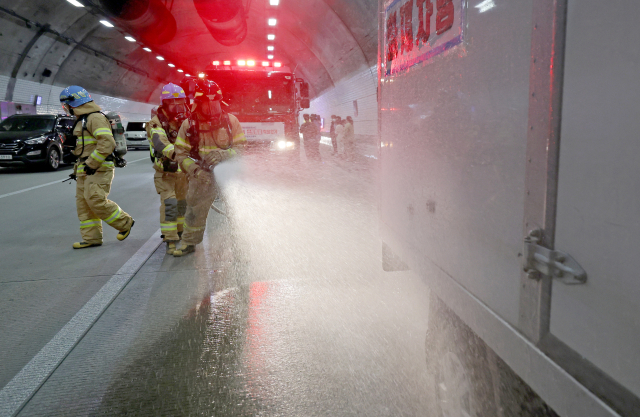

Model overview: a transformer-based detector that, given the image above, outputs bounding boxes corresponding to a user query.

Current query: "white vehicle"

[378,1,639,416]
[124,121,148,150]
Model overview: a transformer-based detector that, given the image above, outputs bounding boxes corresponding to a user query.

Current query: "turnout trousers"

[181,174,217,246]
[76,170,133,244]
[153,170,188,241]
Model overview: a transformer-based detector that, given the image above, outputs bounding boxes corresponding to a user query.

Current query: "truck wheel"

[426,295,498,417]
[46,147,60,171]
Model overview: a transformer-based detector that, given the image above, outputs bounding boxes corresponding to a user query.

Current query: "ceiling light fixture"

[270,0,279,5]
[238,60,246,66]
[223,60,231,65]
[124,36,136,42]
[100,20,114,27]
[168,63,175,67]
[268,18,277,26]
[212,60,220,65]
[247,60,256,66]
[199,73,205,78]
[267,55,274,59]
[66,0,84,7]
[262,61,269,66]
[185,74,191,77]
[177,69,184,72]
[143,47,152,52]
[267,34,275,40]
[274,62,282,67]
[156,56,164,60]
[267,46,274,51]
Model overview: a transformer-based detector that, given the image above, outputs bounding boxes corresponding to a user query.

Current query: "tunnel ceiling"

[0,0,378,104]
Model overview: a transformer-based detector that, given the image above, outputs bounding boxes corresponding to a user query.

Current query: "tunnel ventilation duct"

[100,0,177,45]
[193,0,248,47]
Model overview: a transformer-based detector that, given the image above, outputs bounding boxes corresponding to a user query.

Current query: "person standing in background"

[329,115,338,155]
[335,117,345,156]
[300,114,321,162]
[343,116,355,161]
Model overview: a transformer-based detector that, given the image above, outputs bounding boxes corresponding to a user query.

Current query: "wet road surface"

[3,146,435,415]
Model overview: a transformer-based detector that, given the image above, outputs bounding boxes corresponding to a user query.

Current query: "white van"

[124,121,148,150]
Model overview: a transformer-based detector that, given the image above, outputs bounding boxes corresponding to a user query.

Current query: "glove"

[84,165,97,175]
[202,149,225,167]
[193,167,212,183]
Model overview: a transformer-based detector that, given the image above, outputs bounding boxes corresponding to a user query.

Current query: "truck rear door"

[546,0,640,407]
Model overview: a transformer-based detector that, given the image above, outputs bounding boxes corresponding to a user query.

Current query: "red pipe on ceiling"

[193,0,248,47]
[100,0,177,45]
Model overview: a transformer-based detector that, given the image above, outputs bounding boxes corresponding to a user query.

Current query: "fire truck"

[203,62,310,154]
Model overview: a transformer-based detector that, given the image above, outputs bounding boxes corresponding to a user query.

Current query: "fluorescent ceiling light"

[262,61,269,66]
[156,56,164,60]
[238,60,246,66]
[66,0,84,7]
[185,74,191,77]
[268,18,277,26]
[270,0,279,5]
[475,0,496,13]
[267,34,275,40]
[223,60,231,65]
[274,62,282,67]
[267,55,274,59]
[247,60,256,66]
[100,20,114,28]
[212,60,220,65]
[267,46,274,51]
[168,63,175,67]
[124,36,136,42]
[143,47,152,52]
[177,69,184,72]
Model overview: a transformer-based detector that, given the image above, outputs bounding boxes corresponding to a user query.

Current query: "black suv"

[0,114,75,170]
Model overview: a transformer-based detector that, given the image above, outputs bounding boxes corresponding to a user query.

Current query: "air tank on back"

[100,0,177,45]
[193,0,248,46]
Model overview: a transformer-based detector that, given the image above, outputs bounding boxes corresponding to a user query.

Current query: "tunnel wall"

[0,75,155,126]
[307,65,378,157]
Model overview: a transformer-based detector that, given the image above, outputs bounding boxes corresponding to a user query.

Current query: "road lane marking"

[0,156,150,200]
[0,229,163,417]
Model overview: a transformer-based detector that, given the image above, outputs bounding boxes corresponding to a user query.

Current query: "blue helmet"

[59,86,93,107]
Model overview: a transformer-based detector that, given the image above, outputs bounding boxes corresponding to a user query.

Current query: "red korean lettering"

[400,0,414,55]
[415,0,433,46]
[435,0,454,35]
[386,11,399,62]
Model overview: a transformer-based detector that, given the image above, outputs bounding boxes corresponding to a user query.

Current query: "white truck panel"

[552,0,640,397]
[380,0,533,326]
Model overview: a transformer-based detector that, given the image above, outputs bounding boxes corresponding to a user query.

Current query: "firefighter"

[60,86,134,249]
[172,79,246,257]
[146,83,190,255]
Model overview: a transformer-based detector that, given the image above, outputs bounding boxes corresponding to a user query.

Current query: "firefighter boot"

[117,219,135,241]
[173,243,195,257]
[166,241,178,255]
[73,241,102,249]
